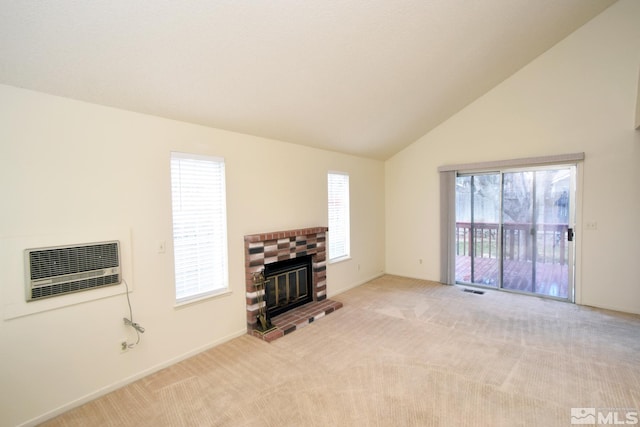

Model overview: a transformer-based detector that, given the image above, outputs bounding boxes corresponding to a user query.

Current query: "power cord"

[122,279,145,349]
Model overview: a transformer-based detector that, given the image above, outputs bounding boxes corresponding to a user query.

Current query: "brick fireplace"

[244,227,342,342]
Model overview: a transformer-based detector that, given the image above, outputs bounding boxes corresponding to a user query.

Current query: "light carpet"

[42,275,640,426]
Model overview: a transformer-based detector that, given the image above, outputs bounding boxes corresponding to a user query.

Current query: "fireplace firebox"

[263,255,313,318]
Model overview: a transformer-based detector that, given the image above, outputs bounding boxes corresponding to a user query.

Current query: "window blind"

[328,172,350,261]
[170,152,229,302]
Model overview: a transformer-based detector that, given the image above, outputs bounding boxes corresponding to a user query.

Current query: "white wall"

[386,0,640,314]
[0,85,385,426]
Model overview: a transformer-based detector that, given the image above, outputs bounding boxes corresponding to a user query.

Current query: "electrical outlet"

[585,221,598,231]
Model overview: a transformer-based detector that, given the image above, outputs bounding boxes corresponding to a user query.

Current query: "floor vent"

[25,241,121,301]
[463,288,485,295]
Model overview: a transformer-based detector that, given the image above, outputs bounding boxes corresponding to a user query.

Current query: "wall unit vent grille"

[25,241,121,301]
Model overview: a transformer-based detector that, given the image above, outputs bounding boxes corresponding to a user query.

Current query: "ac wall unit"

[25,241,121,302]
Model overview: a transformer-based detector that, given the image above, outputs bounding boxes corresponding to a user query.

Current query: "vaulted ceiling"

[0,1,616,160]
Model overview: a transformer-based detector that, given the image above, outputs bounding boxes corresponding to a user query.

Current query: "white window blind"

[170,152,229,302]
[328,172,350,261]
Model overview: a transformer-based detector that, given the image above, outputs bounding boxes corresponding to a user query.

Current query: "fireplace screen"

[266,267,307,307]
[264,255,313,317]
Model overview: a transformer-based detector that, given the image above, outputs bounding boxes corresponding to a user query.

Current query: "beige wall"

[0,85,384,426]
[636,67,640,129]
[386,0,640,315]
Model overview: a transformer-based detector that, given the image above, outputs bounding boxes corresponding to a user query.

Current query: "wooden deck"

[456,255,569,299]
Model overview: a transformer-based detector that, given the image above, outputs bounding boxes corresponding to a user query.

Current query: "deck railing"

[455,222,568,265]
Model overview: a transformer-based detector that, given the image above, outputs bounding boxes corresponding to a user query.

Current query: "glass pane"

[278,276,288,307]
[265,278,276,307]
[455,176,471,283]
[171,153,229,302]
[502,171,534,293]
[328,172,350,260]
[288,272,297,302]
[298,270,308,298]
[471,174,500,287]
[533,169,570,298]
[455,174,500,287]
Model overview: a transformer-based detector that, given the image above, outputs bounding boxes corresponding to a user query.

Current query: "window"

[328,171,350,261]
[170,152,229,303]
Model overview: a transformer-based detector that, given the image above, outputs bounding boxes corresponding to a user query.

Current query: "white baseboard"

[381,271,445,284]
[328,272,386,298]
[577,301,640,316]
[19,328,247,427]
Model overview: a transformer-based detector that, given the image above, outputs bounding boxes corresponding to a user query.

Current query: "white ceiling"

[0,0,616,160]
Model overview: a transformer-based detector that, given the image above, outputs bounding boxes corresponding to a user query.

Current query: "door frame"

[454,163,577,302]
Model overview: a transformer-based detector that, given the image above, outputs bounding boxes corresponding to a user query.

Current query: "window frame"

[170,151,230,304]
[327,171,351,263]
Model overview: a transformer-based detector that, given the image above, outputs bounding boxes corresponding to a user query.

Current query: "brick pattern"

[244,227,341,341]
[252,299,343,343]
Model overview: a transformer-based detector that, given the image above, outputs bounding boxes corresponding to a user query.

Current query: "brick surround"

[244,227,342,341]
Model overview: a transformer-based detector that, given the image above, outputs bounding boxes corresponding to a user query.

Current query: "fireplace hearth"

[244,227,343,342]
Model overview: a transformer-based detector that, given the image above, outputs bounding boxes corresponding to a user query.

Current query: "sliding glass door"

[455,166,574,300]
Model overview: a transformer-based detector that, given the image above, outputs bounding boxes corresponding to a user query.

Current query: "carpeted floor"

[43,275,640,426]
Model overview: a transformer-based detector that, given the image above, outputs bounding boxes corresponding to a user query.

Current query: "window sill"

[329,255,352,265]
[174,289,231,309]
